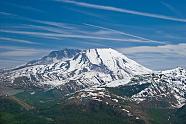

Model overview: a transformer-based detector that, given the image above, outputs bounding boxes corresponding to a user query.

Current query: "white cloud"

[0,37,38,44]
[117,43,186,56]
[0,50,42,57]
[0,46,49,57]
[0,46,50,68]
[117,43,186,70]
[58,0,186,23]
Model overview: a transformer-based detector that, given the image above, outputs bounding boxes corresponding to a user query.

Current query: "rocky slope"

[130,67,186,107]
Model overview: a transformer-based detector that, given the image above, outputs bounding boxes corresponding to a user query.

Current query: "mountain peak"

[1,48,152,89]
[27,48,81,65]
[85,48,128,60]
[162,67,186,77]
[47,48,81,59]
[89,48,116,51]
[175,66,185,71]
[26,48,129,66]
[87,48,121,54]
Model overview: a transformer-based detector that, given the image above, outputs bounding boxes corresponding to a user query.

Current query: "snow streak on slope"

[131,67,186,107]
[1,48,186,108]
[0,48,151,89]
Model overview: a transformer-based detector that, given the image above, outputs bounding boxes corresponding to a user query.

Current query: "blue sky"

[0,0,186,70]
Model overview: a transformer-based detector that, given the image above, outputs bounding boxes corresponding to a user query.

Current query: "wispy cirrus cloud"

[0,37,38,44]
[31,20,76,30]
[0,29,157,43]
[8,3,45,13]
[57,0,186,23]
[0,15,164,44]
[84,23,165,44]
[0,7,166,45]
[0,11,16,16]
[161,2,183,17]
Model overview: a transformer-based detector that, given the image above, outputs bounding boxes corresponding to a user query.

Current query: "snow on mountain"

[131,67,186,107]
[26,48,81,65]
[0,48,151,90]
[1,48,186,108]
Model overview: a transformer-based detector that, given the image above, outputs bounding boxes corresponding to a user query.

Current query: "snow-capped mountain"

[0,48,151,90]
[128,67,186,107]
[1,48,186,108]
[73,67,186,108]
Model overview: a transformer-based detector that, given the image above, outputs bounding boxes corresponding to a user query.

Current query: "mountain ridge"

[0,48,151,87]
[0,48,186,108]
